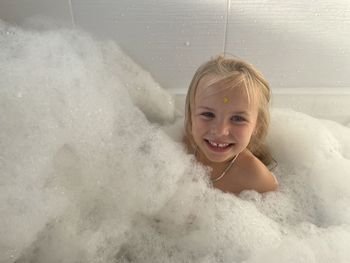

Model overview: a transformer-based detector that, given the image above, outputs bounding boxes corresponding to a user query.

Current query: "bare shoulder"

[237,149,278,193]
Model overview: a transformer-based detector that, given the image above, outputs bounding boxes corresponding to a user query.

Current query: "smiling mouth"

[204,139,233,151]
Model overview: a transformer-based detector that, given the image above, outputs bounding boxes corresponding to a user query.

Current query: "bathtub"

[1,4,350,263]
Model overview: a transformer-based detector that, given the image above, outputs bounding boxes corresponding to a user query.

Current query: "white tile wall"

[1,0,349,93]
[0,0,73,27]
[225,0,350,89]
[72,0,227,91]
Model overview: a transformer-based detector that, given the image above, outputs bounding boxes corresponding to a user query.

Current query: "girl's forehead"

[195,75,249,102]
[194,75,259,114]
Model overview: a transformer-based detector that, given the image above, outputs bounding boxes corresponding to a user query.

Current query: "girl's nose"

[212,119,230,136]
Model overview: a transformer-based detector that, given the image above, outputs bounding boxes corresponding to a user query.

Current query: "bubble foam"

[1,21,350,263]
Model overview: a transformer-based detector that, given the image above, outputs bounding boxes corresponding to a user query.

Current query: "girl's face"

[191,75,259,165]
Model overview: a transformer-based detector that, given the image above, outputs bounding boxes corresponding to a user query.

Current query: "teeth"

[208,140,229,148]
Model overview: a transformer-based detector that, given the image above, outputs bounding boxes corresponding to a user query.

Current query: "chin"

[202,150,234,163]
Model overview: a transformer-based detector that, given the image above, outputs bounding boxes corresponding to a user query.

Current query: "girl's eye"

[232,115,246,122]
[201,112,215,118]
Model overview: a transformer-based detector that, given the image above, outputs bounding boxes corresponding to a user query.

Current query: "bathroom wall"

[1,0,349,123]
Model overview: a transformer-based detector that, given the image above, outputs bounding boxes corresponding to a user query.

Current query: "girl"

[184,55,278,194]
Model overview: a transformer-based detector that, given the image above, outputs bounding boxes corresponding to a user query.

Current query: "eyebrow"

[197,106,214,111]
[197,106,250,116]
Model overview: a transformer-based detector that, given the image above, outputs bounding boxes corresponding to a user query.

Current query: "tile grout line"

[68,0,76,28]
[223,0,230,55]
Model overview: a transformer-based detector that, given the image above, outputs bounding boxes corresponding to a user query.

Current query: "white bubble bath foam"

[1,21,350,263]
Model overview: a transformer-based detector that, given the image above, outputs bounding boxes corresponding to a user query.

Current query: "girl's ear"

[252,123,260,137]
[252,122,258,134]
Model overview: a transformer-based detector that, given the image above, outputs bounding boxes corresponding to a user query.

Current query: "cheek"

[233,125,255,140]
[192,118,208,136]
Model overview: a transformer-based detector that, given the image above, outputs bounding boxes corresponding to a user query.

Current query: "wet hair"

[184,55,275,167]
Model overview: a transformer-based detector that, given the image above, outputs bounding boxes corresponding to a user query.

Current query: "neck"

[196,150,232,174]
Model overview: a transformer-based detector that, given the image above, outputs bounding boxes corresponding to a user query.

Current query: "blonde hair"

[184,55,274,167]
